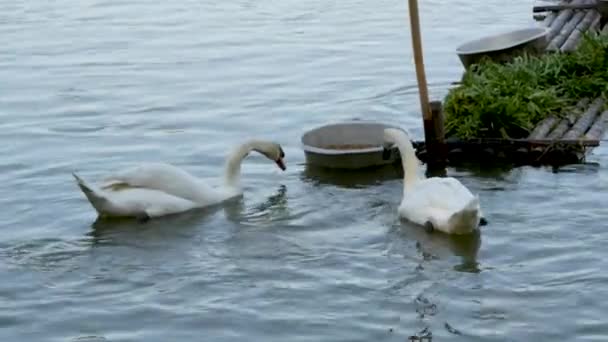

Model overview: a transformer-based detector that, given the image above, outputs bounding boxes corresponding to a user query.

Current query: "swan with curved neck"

[73,139,286,221]
[383,128,485,234]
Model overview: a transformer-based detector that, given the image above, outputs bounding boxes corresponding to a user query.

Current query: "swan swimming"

[383,128,486,234]
[73,139,286,221]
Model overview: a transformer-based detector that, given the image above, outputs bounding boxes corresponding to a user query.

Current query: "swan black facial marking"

[424,221,434,233]
[137,212,150,223]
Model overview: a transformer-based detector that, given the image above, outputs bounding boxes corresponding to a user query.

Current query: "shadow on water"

[301,163,403,189]
[451,160,601,178]
[388,220,482,273]
[450,161,519,179]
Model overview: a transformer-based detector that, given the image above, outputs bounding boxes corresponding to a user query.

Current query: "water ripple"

[0,0,607,341]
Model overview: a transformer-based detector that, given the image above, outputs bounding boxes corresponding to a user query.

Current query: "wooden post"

[423,101,447,170]
[407,0,446,170]
[407,0,431,122]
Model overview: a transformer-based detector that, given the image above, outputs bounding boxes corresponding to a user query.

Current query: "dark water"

[1,0,607,341]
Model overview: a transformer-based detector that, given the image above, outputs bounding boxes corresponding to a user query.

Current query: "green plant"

[444,32,608,139]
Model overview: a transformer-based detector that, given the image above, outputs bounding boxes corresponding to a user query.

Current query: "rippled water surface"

[1,0,608,341]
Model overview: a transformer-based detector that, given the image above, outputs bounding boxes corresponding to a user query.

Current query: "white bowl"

[301,121,404,169]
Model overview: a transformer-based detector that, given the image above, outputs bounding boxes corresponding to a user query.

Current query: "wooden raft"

[414,1,608,166]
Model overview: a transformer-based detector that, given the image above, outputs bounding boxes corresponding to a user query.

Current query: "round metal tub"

[301,122,405,169]
[456,27,550,68]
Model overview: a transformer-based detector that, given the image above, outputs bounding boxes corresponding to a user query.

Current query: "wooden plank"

[413,141,595,166]
[563,97,605,139]
[584,110,608,140]
[546,98,591,139]
[547,8,588,51]
[535,3,599,13]
[415,138,599,148]
[561,9,601,51]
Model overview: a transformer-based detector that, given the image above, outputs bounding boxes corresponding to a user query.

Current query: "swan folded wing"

[101,163,189,189]
[399,201,451,228]
[105,187,199,218]
[100,162,219,204]
[413,177,477,211]
[399,191,479,234]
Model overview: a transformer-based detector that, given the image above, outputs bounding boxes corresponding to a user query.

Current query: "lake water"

[1,0,607,341]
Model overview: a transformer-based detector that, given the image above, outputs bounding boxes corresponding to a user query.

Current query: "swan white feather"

[384,128,483,234]
[74,139,286,220]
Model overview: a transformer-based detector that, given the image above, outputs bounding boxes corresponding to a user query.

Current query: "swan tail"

[447,196,481,233]
[73,173,110,215]
[463,195,480,211]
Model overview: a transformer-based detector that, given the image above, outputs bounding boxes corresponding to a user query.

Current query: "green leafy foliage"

[444,32,608,139]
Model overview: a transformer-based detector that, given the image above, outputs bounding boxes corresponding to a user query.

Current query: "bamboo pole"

[544,0,571,27]
[561,9,600,52]
[543,0,563,27]
[529,116,559,139]
[547,0,586,41]
[547,8,587,51]
[589,12,602,31]
[547,98,590,139]
[407,0,430,121]
[584,110,608,140]
[563,97,605,139]
[406,0,445,168]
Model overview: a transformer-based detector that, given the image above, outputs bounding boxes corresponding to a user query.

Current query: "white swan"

[383,128,485,234]
[73,139,286,221]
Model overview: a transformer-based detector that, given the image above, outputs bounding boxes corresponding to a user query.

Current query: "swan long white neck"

[224,140,267,188]
[390,131,421,191]
[223,141,255,188]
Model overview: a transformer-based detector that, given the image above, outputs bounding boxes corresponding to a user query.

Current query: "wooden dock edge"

[421,1,608,167]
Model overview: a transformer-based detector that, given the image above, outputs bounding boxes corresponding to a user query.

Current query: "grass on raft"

[443,32,608,139]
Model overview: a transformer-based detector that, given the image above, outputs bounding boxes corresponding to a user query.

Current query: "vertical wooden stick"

[407,0,446,169]
[407,0,431,121]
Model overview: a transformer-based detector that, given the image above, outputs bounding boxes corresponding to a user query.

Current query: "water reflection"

[85,195,248,244]
[388,221,482,273]
[301,163,403,188]
[451,162,519,179]
[301,157,522,189]
[551,162,601,174]
[249,184,288,213]
[241,185,291,226]
[86,204,227,247]
[1,238,89,272]
[85,185,291,246]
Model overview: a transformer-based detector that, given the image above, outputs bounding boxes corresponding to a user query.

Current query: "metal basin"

[456,27,549,68]
[301,122,405,169]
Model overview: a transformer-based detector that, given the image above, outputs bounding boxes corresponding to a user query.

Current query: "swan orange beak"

[275,158,286,171]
